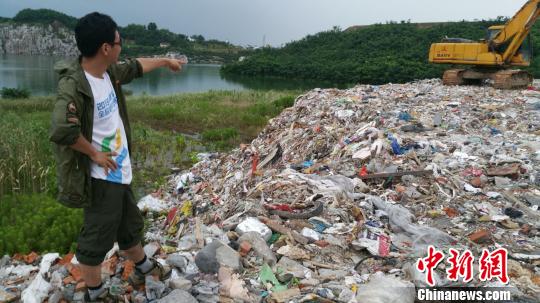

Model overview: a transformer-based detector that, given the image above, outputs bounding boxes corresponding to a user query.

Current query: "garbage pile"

[2,79,540,302]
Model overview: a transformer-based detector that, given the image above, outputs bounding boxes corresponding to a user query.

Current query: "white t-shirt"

[84,71,132,184]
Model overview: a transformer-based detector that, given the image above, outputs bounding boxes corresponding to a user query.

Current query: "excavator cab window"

[487,28,501,41]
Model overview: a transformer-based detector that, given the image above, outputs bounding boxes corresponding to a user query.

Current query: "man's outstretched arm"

[136,58,187,74]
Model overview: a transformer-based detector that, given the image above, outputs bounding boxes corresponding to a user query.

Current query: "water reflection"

[0,54,352,96]
[125,64,245,95]
[220,72,352,91]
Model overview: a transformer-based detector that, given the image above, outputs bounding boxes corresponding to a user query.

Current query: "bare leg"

[79,263,102,287]
[122,242,145,263]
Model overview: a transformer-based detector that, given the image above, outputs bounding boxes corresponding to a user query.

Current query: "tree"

[191,35,205,43]
[148,22,157,31]
[13,8,77,29]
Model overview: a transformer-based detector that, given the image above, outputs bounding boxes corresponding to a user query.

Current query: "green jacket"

[49,57,143,208]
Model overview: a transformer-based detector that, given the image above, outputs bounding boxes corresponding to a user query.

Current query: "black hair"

[75,12,117,57]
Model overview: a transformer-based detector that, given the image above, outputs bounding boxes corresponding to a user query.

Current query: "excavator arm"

[491,0,540,63]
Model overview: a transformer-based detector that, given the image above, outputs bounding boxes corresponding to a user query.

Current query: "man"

[49,12,186,301]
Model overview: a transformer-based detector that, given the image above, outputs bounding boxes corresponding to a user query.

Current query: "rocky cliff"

[0,22,78,57]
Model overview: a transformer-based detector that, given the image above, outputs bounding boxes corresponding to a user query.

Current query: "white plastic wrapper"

[301,227,321,242]
[235,217,272,242]
[137,194,168,212]
[21,253,59,303]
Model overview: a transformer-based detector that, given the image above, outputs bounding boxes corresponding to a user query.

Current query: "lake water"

[0,54,344,96]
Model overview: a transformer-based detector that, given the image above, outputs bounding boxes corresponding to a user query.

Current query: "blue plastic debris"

[308,217,331,233]
[365,220,384,228]
[302,160,314,168]
[390,137,404,155]
[489,127,502,135]
[398,111,412,121]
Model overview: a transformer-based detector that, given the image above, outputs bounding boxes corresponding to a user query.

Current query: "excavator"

[428,0,540,89]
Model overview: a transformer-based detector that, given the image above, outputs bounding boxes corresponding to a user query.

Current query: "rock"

[166,254,188,270]
[270,288,301,302]
[216,243,242,272]
[72,291,85,302]
[193,281,220,303]
[177,234,197,251]
[0,23,78,56]
[0,255,10,268]
[486,164,521,178]
[169,278,192,291]
[195,241,241,273]
[145,276,166,300]
[299,278,320,286]
[158,289,198,303]
[275,256,311,279]
[238,232,277,266]
[338,288,355,302]
[195,241,220,273]
[318,269,348,280]
[494,176,512,187]
[47,290,63,303]
[143,242,161,257]
[524,194,540,207]
[235,217,272,242]
[276,245,310,260]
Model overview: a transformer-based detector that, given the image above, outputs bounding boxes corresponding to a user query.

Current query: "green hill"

[1,8,249,63]
[222,19,540,84]
[11,8,78,29]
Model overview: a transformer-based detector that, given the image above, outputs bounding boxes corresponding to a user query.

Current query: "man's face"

[108,31,122,63]
[100,30,122,64]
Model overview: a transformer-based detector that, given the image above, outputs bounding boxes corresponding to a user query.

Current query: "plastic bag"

[367,196,455,255]
[355,272,415,303]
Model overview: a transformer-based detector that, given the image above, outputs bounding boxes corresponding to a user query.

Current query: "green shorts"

[75,178,144,266]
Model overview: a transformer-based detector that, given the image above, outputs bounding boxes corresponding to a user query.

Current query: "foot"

[128,258,171,287]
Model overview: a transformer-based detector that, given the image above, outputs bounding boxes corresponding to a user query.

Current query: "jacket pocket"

[55,146,90,208]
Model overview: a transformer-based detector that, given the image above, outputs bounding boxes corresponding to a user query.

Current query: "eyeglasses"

[110,37,122,47]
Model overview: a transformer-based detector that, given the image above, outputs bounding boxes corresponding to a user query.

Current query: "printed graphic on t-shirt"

[100,128,129,183]
[96,91,118,119]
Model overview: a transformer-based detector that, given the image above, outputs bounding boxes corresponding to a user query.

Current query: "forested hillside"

[222,19,540,84]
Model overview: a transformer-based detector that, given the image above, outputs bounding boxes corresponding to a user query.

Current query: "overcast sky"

[0,0,524,46]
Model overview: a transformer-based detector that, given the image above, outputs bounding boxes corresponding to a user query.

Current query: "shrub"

[272,95,295,109]
[0,193,82,255]
[1,87,30,99]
